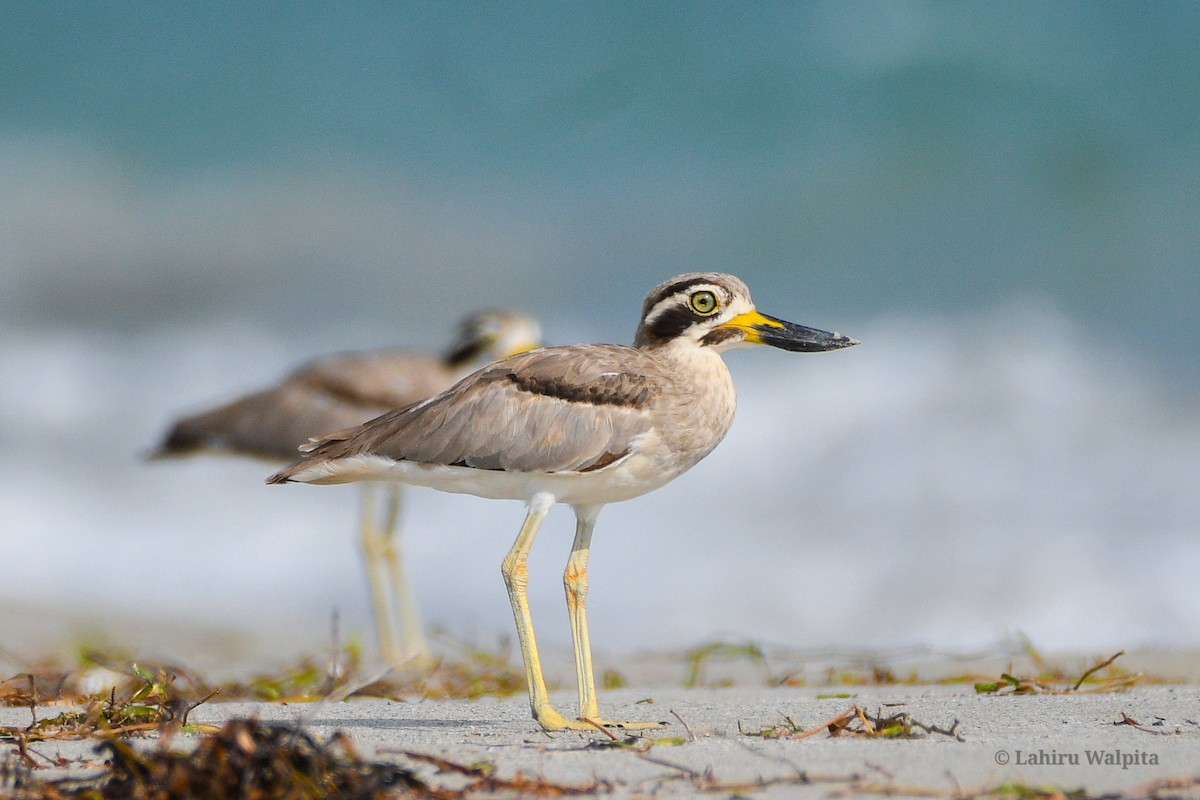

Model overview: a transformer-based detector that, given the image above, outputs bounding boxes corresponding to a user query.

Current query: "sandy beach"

[5,684,1199,797]
[4,633,1198,798]
[176,685,1198,797]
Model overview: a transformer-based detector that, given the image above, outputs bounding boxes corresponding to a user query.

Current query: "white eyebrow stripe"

[640,283,727,327]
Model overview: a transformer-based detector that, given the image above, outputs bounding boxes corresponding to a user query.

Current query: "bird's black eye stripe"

[639,306,696,345]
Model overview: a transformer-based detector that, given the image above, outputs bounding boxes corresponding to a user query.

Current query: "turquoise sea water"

[3,2,1198,373]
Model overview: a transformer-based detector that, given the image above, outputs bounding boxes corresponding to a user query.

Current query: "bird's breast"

[646,349,737,475]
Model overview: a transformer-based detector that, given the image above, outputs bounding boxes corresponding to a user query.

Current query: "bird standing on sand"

[152,311,542,664]
[268,273,856,729]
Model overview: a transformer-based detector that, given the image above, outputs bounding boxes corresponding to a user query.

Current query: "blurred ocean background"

[2,3,1198,666]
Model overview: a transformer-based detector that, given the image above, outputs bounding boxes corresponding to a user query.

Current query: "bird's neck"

[643,336,724,366]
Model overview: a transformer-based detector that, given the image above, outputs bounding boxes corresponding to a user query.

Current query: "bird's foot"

[535,706,667,732]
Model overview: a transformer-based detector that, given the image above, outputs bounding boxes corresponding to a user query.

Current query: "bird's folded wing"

[294,351,451,410]
[300,345,660,474]
[156,381,379,461]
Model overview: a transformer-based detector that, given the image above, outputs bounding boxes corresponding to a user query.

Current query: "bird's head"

[633,272,859,354]
[445,310,543,367]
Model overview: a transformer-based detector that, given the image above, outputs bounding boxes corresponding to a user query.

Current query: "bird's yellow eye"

[688,290,719,316]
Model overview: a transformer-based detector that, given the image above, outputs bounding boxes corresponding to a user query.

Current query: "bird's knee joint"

[502,562,528,588]
[563,566,588,592]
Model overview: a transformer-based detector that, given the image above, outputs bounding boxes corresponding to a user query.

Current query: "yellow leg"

[358,483,401,665]
[563,505,663,730]
[376,483,431,660]
[502,496,662,732]
[501,494,577,730]
[564,506,599,718]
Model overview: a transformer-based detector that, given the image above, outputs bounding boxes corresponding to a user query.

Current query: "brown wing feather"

[285,345,663,475]
[293,352,452,409]
[154,351,455,461]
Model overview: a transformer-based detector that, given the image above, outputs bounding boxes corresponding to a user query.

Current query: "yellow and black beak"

[721,309,859,352]
[502,338,541,358]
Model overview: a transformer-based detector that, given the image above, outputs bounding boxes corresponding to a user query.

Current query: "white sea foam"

[2,303,1196,659]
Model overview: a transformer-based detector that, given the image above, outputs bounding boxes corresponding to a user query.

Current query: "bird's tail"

[265,463,301,484]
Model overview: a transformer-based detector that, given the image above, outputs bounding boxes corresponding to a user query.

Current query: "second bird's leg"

[358,483,401,665]
[377,482,430,660]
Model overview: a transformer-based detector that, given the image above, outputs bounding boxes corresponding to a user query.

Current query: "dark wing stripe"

[295,353,452,410]
[503,370,656,408]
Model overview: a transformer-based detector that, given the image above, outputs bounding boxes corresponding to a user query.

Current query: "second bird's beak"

[720,309,859,352]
